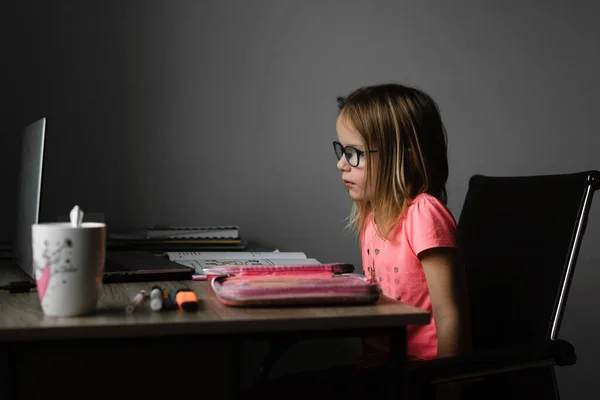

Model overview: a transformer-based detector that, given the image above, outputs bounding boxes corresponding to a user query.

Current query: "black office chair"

[249,170,599,399]
[408,170,600,399]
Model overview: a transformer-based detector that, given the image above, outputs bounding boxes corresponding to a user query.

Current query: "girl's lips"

[344,181,354,188]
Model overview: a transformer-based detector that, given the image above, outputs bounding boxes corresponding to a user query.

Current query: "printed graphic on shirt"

[366,266,376,280]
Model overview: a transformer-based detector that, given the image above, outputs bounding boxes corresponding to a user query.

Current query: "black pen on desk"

[126,289,147,314]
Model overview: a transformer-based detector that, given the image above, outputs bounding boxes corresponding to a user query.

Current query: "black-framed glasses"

[333,141,377,167]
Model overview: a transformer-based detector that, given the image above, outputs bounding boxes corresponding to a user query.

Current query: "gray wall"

[3,1,599,398]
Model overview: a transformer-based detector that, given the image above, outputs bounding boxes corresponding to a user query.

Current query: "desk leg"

[5,348,17,400]
[251,338,296,390]
[232,340,243,400]
[388,327,407,399]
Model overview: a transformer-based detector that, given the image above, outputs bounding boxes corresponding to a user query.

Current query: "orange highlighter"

[175,288,199,312]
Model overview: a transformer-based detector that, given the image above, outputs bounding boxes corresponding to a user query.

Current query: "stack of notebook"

[108,225,246,252]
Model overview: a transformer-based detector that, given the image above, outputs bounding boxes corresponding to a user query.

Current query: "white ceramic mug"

[31,222,106,317]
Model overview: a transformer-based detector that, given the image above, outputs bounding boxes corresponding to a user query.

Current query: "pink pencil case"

[206,263,381,307]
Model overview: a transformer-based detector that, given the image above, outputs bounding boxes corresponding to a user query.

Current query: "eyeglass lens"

[333,142,359,167]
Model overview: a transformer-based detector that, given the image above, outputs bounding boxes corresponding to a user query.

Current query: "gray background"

[2,1,598,398]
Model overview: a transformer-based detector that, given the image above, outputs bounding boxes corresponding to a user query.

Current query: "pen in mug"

[126,289,147,314]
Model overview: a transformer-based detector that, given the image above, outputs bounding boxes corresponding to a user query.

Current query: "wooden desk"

[0,262,429,399]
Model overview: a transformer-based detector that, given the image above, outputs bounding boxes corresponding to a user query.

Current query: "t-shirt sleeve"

[405,195,458,256]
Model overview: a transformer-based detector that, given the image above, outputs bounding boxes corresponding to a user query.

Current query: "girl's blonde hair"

[337,83,449,240]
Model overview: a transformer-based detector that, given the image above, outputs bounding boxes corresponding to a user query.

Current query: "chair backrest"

[457,170,599,353]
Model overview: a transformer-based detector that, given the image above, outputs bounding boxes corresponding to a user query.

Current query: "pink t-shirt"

[360,193,458,361]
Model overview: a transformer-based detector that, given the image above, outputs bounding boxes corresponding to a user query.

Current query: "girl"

[255,83,470,399]
[334,83,471,367]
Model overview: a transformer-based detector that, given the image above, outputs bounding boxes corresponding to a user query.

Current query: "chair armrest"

[408,339,576,385]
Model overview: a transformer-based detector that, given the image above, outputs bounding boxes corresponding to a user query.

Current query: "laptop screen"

[14,118,46,279]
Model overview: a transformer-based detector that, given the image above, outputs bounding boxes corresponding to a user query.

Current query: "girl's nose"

[337,156,350,171]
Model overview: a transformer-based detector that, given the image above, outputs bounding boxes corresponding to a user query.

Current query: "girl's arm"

[419,247,471,358]
[420,247,471,400]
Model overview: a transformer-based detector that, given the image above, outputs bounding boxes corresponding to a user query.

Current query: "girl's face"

[335,114,372,202]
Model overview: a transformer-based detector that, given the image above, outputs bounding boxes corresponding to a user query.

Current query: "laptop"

[14,118,46,279]
[103,251,193,283]
[14,118,194,283]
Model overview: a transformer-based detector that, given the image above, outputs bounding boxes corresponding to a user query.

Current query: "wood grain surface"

[0,262,429,342]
